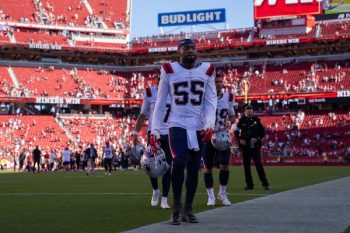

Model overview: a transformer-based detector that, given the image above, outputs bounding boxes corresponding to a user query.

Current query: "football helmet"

[211,129,231,151]
[129,143,144,165]
[141,145,169,178]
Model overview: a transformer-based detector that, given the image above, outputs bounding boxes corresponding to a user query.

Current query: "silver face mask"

[211,129,231,151]
[141,146,170,178]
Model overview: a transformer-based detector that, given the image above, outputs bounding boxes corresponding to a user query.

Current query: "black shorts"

[202,142,231,169]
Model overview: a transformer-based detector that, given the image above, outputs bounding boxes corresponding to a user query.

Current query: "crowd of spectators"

[0,112,146,171]
[0,60,349,99]
[32,0,125,29]
[0,66,160,99]
[261,110,350,160]
[1,107,350,170]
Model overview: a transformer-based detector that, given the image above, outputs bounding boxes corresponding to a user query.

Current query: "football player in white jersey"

[151,39,217,225]
[62,147,71,173]
[103,141,115,176]
[133,80,173,209]
[202,71,235,206]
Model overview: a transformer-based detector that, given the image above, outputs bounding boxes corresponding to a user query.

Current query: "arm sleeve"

[203,73,217,130]
[151,69,169,132]
[139,91,150,115]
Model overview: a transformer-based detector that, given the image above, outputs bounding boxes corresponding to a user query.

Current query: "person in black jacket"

[32,146,41,173]
[234,104,269,190]
[85,144,97,176]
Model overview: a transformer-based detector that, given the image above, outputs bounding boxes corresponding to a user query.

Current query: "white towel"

[187,129,200,151]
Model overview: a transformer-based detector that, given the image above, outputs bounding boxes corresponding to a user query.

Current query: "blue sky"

[130,0,254,39]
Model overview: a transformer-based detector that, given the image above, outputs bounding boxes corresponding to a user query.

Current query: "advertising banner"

[254,0,322,19]
[158,9,226,27]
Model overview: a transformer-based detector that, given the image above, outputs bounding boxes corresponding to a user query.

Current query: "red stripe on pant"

[168,131,177,158]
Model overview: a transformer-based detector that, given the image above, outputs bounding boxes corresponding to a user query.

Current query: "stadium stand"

[13,30,68,46]
[0,115,69,150]
[319,21,350,38]
[0,0,129,29]
[59,114,147,146]
[0,59,348,99]
[0,67,13,96]
[12,66,80,97]
[0,1,350,169]
[88,0,128,29]
[0,0,36,22]
[0,30,10,43]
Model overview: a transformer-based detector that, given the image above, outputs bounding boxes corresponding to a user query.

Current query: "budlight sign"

[158,9,226,27]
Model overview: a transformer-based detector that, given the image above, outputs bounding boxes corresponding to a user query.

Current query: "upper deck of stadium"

[0,0,348,56]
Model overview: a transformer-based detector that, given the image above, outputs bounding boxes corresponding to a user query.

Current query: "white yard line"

[0,192,268,196]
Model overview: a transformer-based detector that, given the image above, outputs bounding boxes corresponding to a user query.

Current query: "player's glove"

[200,128,214,142]
[150,130,161,153]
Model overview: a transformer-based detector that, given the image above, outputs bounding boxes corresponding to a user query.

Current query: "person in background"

[85,144,97,176]
[32,146,41,173]
[234,104,269,191]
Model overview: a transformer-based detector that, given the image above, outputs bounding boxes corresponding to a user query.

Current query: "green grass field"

[0,166,349,233]
[344,226,350,233]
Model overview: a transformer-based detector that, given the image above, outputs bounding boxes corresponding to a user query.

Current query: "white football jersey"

[140,86,171,135]
[49,152,55,163]
[152,62,217,131]
[104,146,113,159]
[215,92,235,128]
[62,150,71,162]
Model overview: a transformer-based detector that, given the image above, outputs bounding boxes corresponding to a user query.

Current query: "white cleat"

[217,193,231,206]
[151,189,160,207]
[207,197,216,206]
[160,197,170,209]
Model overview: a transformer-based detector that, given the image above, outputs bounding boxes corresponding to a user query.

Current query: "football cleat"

[181,213,199,223]
[161,197,170,209]
[207,197,216,206]
[170,213,181,225]
[151,189,160,207]
[217,193,231,206]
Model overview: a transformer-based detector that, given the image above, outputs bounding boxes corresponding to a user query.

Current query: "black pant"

[104,158,112,173]
[33,160,40,172]
[76,157,81,169]
[82,160,87,170]
[241,147,269,187]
